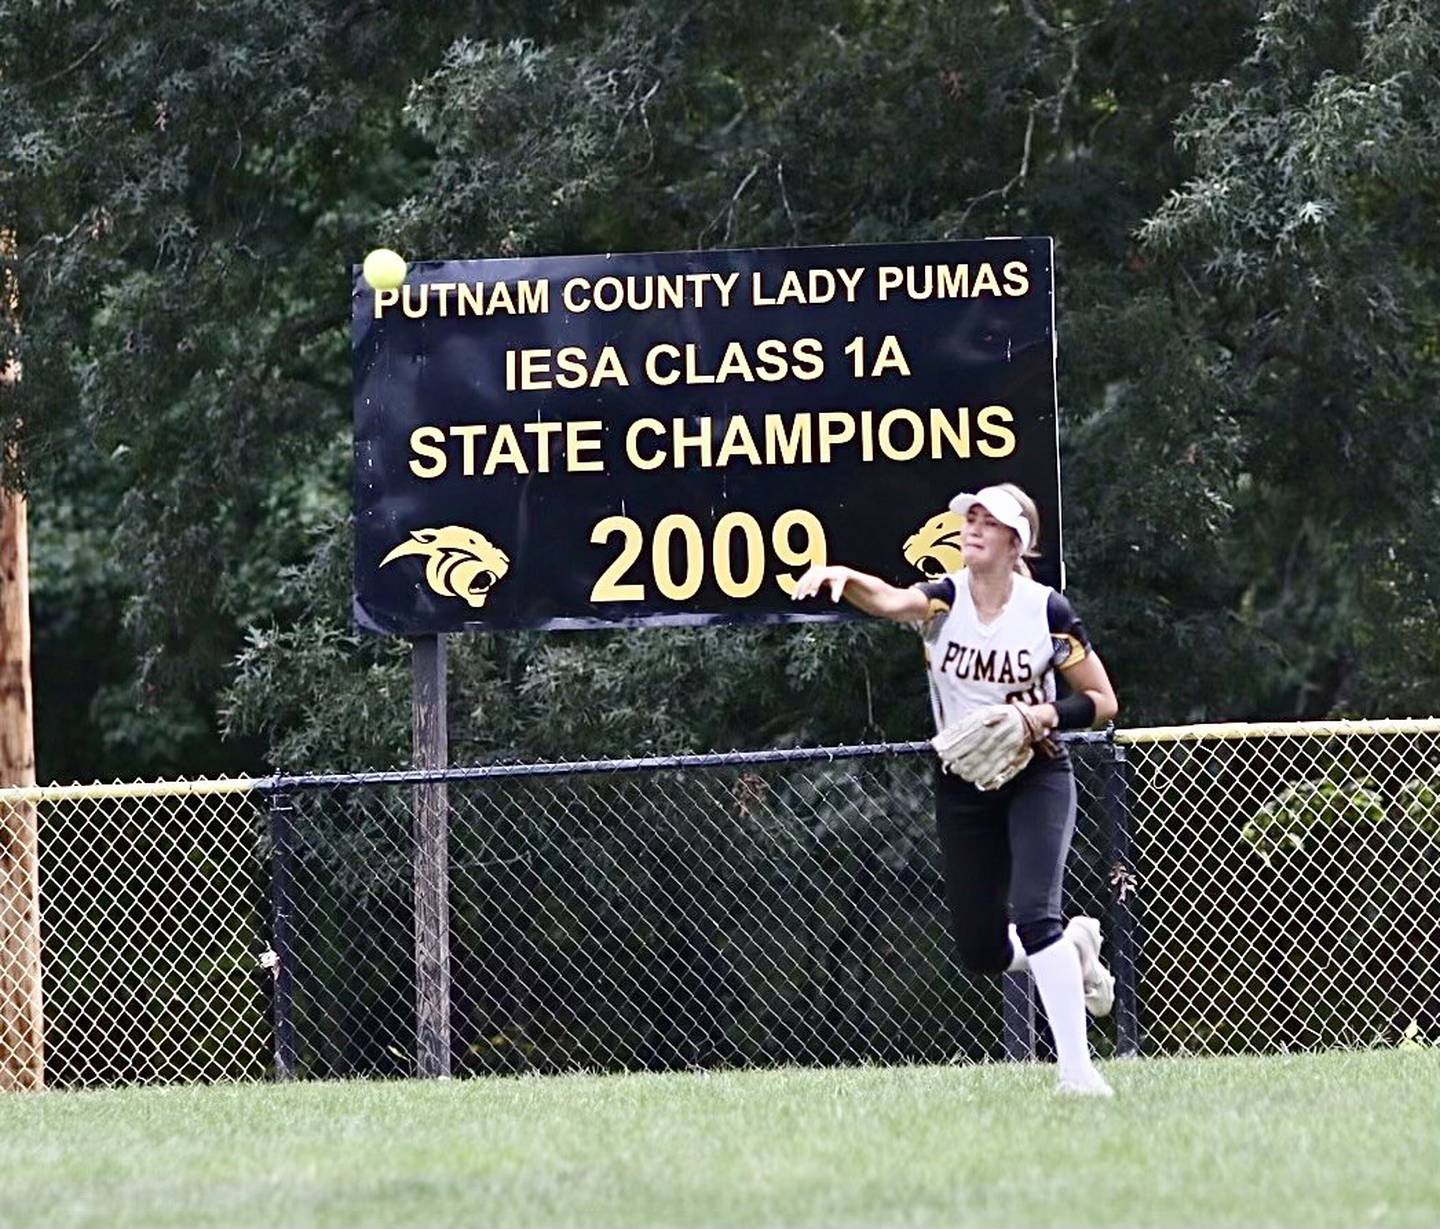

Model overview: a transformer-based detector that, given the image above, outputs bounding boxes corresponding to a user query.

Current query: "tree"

[1132,0,1440,717]
[231,0,1268,767]
[7,0,1435,779]
[1,2,493,776]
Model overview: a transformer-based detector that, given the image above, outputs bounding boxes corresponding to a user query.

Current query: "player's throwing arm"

[789,564,930,622]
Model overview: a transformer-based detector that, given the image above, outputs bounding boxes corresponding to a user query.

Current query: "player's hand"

[791,564,851,603]
[1009,700,1061,759]
[1010,701,1057,736]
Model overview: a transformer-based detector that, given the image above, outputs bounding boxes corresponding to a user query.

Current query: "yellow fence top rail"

[0,776,257,805]
[1117,718,1440,745]
[2,718,1439,798]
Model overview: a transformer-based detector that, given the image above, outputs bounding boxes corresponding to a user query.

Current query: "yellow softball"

[362,248,408,291]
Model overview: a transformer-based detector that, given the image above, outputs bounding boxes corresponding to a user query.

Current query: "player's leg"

[934,767,1020,976]
[1007,763,1113,1096]
[1064,915,1115,1017]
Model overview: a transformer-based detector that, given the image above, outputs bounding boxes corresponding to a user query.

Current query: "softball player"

[792,482,1119,1096]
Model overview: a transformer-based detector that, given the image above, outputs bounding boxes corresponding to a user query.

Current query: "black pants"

[935,756,1077,975]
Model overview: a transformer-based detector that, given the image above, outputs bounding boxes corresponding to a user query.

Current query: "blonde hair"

[997,482,1041,578]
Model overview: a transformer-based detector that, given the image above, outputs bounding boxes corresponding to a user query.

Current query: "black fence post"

[1103,740,1142,1057]
[1001,971,1036,1060]
[268,788,298,1081]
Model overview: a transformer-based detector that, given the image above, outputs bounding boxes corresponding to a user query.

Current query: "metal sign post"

[411,633,450,1078]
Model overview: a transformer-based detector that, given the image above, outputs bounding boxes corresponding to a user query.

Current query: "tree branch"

[34,34,107,88]
[325,0,384,41]
[1011,0,1061,40]
[776,160,799,244]
[948,107,1036,235]
[699,162,761,247]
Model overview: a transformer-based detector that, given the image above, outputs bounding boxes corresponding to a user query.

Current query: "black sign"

[353,239,1060,634]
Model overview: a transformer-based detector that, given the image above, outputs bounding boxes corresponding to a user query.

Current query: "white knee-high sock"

[1026,937,1094,1081]
[1005,924,1029,973]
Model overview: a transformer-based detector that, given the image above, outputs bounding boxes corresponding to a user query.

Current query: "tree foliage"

[3,0,1437,779]
[1135,0,1440,715]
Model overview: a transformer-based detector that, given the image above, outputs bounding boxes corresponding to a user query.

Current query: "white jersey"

[914,571,1091,734]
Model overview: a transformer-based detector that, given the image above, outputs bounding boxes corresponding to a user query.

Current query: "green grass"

[2,1050,1435,1228]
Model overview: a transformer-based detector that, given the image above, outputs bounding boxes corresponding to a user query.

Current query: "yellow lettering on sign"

[716,415,762,467]
[626,419,667,470]
[586,508,830,604]
[765,415,812,465]
[555,347,591,390]
[971,263,1001,296]
[977,405,1016,457]
[567,420,605,472]
[646,344,681,386]
[483,423,528,475]
[672,416,713,468]
[487,280,515,314]
[817,412,856,462]
[791,337,824,380]
[929,407,971,459]
[409,426,447,478]
[449,424,488,475]
[714,342,756,383]
[878,408,925,461]
[524,420,562,473]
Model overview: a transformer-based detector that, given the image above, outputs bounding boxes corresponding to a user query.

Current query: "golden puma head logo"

[903,510,966,579]
[380,526,511,609]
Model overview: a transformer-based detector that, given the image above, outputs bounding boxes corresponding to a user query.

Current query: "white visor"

[948,486,1032,553]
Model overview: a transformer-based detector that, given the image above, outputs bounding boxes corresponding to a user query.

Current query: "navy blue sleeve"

[914,577,956,608]
[909,576,955,639]
[1047,590,1092,670]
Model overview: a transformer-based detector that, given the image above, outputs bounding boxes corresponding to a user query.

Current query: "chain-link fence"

[2,721,1437,1089]
[266,739,1122,1081]
[0,781,269,1089]
[1124,723,1440,1055]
